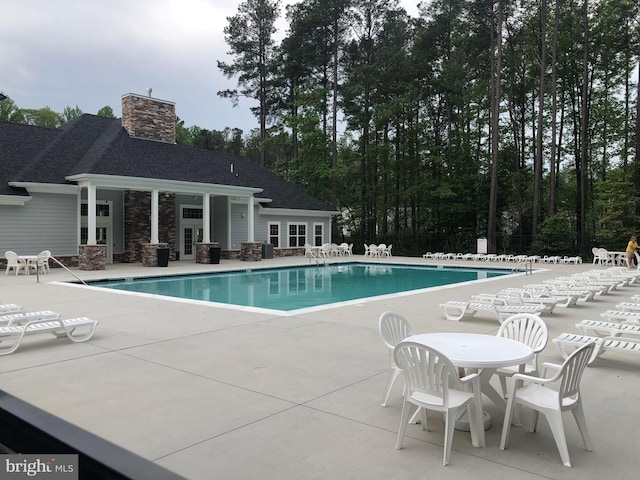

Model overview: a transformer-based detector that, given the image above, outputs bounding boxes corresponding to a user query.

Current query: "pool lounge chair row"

[0,305,99,355]
[438,266,636,323]
[422,252,582,263]
[552,290,640,365]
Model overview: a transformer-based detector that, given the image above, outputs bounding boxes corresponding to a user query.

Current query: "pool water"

[88,263,511,313]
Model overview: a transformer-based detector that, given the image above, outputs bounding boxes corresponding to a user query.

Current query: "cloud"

[1,0,256,131]
[1,0,420,133]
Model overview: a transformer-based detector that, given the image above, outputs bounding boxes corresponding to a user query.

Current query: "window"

[314,223,323,246]
[81,203,110,217]
[288,223,306,247]
[182,207,203,219]
[268,222,280,248]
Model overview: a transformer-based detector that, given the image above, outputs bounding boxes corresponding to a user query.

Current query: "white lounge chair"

[575,319,640,337]
[552,332,640,365]
[600,309,640,322]
[471,293,558,314]
[0,304,22,314]
[0,317,99,355]
[439,301,545,323]
[0,310,61,325]
[501,288,576,308]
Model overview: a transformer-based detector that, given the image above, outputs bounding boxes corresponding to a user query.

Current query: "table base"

[454,411,492,432]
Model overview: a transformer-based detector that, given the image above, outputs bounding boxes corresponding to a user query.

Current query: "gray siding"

[212,197,228,249]
[0,193,78,256]
[229,203,248,249]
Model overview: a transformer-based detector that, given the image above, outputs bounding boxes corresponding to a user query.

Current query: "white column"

[247,196,255,242]
[151,189,159,244]
[203,193,211,243]
[87,185,97,245]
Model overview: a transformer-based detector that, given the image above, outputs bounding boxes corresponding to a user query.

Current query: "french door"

[181,225,203,260]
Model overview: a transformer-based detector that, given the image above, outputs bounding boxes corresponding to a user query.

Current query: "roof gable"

[0,115,333,212]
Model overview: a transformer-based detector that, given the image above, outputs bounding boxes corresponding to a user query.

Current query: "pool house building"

[0,92,337,270]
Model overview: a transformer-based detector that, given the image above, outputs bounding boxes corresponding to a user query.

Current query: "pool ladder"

[36,255,88,285]
[512,261,533,275]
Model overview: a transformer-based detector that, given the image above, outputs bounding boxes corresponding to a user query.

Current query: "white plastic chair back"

[500,341,595,467]
[495,314,548,395]
[378,312,414,407]
[557,341,593,402]
[497,314,548,354]
[4,251,25,276]
[394,341,485,465]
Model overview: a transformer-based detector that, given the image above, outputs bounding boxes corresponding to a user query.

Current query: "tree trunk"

[488,1,503,254]
[532,0,546,242]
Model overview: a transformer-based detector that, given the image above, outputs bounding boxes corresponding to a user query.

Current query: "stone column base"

[195,243,220,264]
[240,242,262,261]
[78,245,106,271]
[141,243,169,267]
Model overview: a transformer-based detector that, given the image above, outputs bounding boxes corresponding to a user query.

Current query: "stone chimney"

[121,92,176,143]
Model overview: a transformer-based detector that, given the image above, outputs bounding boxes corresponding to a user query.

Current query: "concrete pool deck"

[1,255,639,479]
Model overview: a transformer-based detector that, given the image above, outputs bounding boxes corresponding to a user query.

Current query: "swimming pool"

[86,262,513,314]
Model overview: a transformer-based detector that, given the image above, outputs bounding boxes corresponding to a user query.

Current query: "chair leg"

[545,409,572,467]
[500,396,515,450]
[381,368,401,407]
[443,408,457,466]
[571,402,593,452]
[499,375,508,398]
[395,400,413,450]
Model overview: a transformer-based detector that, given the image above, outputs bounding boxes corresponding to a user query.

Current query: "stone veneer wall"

[78,245,106,270]
[121,93,176,143]
[195,243,220,264]
[123,191,176,263]
[274,248,304,257]
[240,242,262,261]
[141,243,168,267]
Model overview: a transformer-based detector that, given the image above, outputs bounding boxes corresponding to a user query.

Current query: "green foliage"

[0,96,25,123]
[21,106,63,128]
[96,106,116,118]
[62,105,83,123]
[531,214,575,255]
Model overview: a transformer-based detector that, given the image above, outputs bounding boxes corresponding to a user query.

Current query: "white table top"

[404,332,534,369]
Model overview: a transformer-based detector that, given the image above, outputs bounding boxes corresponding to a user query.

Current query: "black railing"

[0,390,186,480]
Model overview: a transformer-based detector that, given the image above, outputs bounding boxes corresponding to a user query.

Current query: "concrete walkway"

[1,256,638,479]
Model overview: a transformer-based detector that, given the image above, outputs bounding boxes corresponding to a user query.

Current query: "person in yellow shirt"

[626,236,638,269]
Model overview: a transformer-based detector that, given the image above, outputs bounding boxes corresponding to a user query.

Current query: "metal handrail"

[36,256,88,286]
[512,261,533,275]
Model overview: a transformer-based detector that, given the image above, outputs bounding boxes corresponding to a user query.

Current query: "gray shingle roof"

[0,115,333,211]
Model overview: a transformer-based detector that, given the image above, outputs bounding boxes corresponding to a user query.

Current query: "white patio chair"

[495,314,548,397]
[4,251,26,276]
[364,244,371,257]
[304,243,314,258]
[27,251,50,275]
[383,244,392,257]
[394,341,485,466]
[500,341,595,467]
[379,312,415,407]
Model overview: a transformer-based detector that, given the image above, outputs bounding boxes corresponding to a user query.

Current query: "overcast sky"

[1,0,420,133]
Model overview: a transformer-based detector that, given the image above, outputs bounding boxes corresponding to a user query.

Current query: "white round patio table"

[404,332,534,430]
